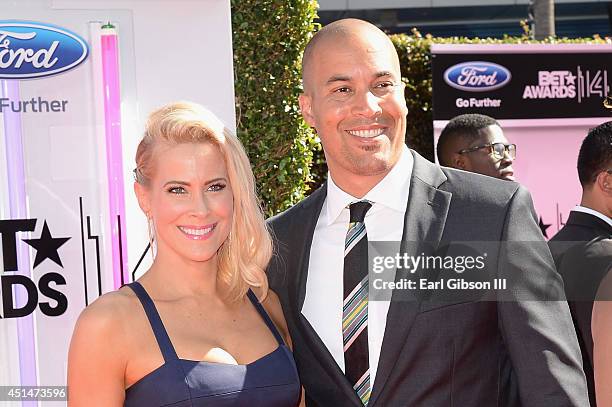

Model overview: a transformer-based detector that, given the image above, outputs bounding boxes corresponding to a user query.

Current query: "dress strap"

[127,282,179,362]
[247,289,285,346]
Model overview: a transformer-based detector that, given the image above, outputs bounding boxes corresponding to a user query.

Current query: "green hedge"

[231,0,319,216]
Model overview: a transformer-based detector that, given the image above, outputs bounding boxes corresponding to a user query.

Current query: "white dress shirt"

[302,145,413,387]
[572,205,612,228]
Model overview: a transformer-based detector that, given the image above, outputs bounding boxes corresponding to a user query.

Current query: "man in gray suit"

[267,18,588,406]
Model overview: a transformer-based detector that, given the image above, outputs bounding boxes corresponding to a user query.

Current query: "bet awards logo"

[522,71,576,99]
[522,68,609,103]
[0,219,69,318]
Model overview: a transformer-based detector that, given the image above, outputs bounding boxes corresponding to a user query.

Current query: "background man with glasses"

[437,113,516,181]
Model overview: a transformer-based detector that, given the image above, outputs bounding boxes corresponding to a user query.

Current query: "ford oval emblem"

[0,21,89,79]
[444,61,511,92]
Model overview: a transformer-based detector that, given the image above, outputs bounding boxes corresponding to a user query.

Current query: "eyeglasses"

[458,143,516,159]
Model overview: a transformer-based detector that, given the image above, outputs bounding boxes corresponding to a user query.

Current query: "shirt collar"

[573,205,612,227]
[325,145,413,225]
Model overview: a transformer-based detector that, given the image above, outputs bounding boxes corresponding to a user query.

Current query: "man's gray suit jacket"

[267,150,589,407]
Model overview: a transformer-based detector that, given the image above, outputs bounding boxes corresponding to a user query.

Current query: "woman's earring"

[147,216,155,260]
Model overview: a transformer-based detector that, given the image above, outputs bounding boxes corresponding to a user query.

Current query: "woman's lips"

[177,223,217,240]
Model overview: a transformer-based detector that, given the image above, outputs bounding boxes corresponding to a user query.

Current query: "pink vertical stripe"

[101,26,128,288]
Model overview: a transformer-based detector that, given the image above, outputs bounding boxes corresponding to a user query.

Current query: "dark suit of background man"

[267,18,588,407]
[437,113,516,181]
[549,121,612,407]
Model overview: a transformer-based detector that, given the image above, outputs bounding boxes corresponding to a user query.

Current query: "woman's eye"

[167,186,187,194]
[208,183,226,192]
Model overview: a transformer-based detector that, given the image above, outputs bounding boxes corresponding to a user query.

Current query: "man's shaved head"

[301,19,399,93]
[297,18,407,197]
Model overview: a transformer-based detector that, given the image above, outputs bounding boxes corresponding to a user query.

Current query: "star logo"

[565,72,576,85]
[538,216,552,239]
[23,221,71,268]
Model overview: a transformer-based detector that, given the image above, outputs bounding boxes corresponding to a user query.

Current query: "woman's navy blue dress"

[124,282,300,406]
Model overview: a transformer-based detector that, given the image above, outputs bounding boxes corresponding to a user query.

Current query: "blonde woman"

[68,102,301,406]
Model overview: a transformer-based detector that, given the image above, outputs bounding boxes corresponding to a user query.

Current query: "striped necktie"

[343,200,372,405]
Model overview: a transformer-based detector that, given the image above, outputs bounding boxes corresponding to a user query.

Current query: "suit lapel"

[289,184,363,405]
[369,151,452,406]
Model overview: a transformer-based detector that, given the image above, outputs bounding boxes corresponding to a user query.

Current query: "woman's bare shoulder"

[72,286,140,341]
[68,287,140,405]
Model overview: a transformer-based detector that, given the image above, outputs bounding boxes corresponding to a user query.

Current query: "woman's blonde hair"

[135,101,271,301]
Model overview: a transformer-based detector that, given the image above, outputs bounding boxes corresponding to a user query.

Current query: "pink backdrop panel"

[502,122,583,237]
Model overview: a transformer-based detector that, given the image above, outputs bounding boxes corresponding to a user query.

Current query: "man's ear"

[134,182,151,216]
[299,93,316,128]
[399,82,409,115]
[453,153,468,171]
[595,170,612,196]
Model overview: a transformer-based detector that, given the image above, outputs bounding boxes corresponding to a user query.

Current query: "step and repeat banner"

[0,1,235,406]
[432,44,612,238]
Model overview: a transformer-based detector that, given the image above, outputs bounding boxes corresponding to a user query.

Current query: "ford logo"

[0,21,89,79]
[444,61,511,92]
